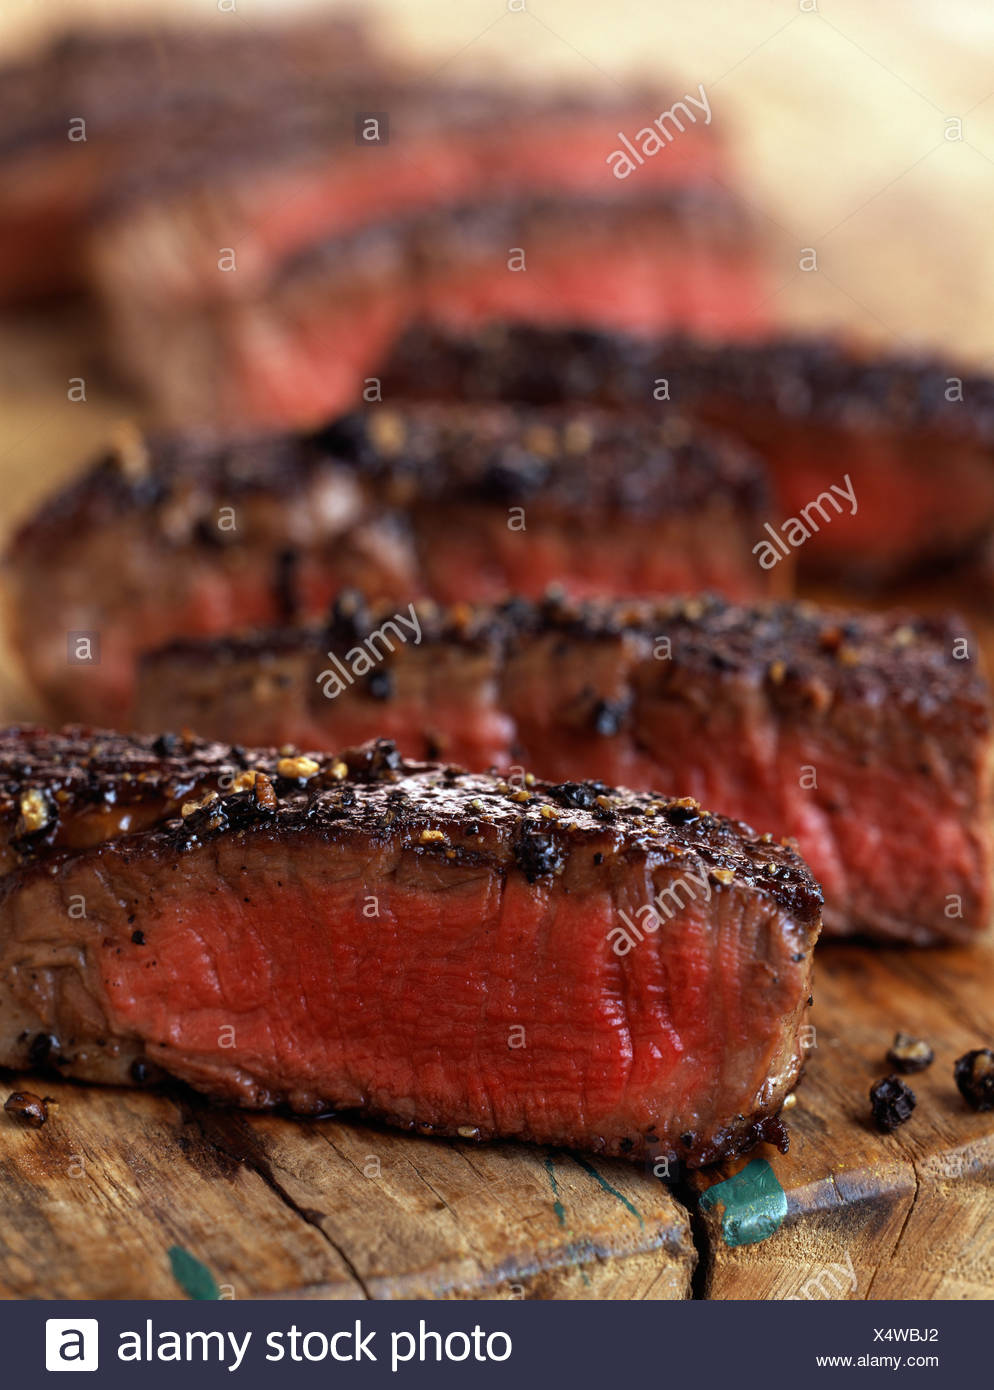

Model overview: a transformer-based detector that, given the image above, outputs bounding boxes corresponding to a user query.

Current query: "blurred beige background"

[4,0,994,346]
[2,0,994,577]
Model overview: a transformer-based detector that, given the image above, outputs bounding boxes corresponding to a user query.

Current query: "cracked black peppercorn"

[869,1074,916,1132]
[550,781,597,810]
[591,700,626,737]
[366,669,394,701]
[886,1032,934,1075]
[513,830,565,883]
[4,1090,48,1128]
[954,1048,994,1111]
[28,1032,57,1067]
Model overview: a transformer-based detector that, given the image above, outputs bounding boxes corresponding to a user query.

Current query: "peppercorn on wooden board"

[691,937,994,1301]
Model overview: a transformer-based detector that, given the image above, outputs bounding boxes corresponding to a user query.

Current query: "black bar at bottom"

[14,1298,981,1386]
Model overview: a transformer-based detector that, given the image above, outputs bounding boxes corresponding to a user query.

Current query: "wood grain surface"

[0,1082,694,1300]
[693,940,994,1301]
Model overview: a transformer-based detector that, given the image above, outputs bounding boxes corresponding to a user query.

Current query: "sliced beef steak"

[86,73,762,425]
[137,595,994,945]
[0,729,821,1166]
[97,186,764,428]
[0,18,384,303]
[4,407,775,725]
[382,323,994,583]
[93,83,730,310]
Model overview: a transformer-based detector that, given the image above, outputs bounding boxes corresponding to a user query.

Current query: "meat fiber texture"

[383,323,994,584]
[3,405,778,726]
[136,594,994,946]
[84,75,765,426]
[0,729,822,1167]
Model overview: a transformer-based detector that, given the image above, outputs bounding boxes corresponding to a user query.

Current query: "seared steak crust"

[383,323,994,435]
[137,594,994,944]
[0,729,821,1166]
[147,591,990,729]
[309,399,768,518]
[382,320,660,407]
[8,430,314,551]
[15,403,766,542]
[0,724,252,873]
[0,727,818,918]
[5,406,773,724]
[0,20,380,160]
[382,323,994,581]
[275,185,751,290]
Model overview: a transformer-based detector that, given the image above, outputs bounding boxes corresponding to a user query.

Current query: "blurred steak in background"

[82,73,764,424]
[4,405,776,725]
[112,186,760,428]
[0,15,385,304]
[135,593,994,946]
[383,322,994,585]
[1,20,768,425]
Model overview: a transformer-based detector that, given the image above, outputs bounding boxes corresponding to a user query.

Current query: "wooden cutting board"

[0,1079,695,1300]
[2,939,991,1300]
[693,939,994,1301]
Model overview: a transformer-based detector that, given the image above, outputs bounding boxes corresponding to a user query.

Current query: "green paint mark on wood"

[572,1155,644,1228]
[699,1158,787,1246]
[544,1157,567,1227]
[544,1157,590,1285]
[168,1245,220,1300]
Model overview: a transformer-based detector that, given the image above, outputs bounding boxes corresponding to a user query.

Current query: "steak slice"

[97,186,764,428]
[4,405,775,725]
[86,72,756,424]
[382,323,994,583]
[136,594,994,945]
[0,729,822,1167]
[0,18,384,304]
[93,83,730,308]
